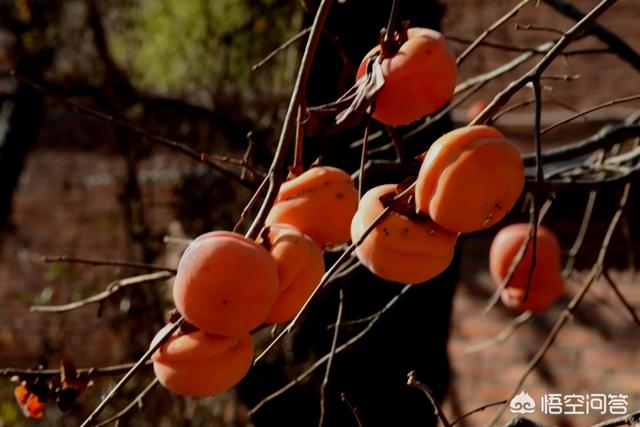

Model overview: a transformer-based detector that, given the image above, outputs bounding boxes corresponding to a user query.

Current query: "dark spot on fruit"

[222,299,229,305]
[336,192,344,199]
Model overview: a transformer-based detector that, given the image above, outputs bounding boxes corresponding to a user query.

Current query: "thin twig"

[328,285,411,330]
[95,378,160,427]
[252,27,311,71]
[30,271,174,313]
[470,0,620,126]
[318,288,344,427]
[450,400,509,427]
[249,283,409,416]
[464,311,533,354]
[515,23,565,36]
[562,191,597,277]
[541,0,640,73]
[457,0,532,66]
[9,72,252,188]
[80,318,183,426]
[591,409,640,427]
[358,117,372,198]
[602,271,640,329]
[1,361,150,379]
[448,35,610,56]
[42,255,177,273]
[341,393,364,427]
[522,79,545,303]
[407,371,451,427]
[234,174,271,233]
[542,94,640,135]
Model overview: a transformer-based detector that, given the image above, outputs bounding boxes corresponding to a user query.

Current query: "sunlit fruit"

[351,184,457,283]
[151,324,253,397]
[173,231,279,336]
[261,224,325,323]
[357,27,457,126]
[415,125,524,233]
[265,166,358,247]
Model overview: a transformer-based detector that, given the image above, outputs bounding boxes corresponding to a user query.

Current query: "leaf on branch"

[303,59,385,137]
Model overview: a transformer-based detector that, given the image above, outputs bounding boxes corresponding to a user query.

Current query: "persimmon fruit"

[151,324,253,397]
[490,223,564,312]
[172,231,279,336]
[261,224,325,324]
[351,184,457,284]
[415,125,524,233]
[14,384,45,419]
[357,27,457,126]
[265,166,358,247]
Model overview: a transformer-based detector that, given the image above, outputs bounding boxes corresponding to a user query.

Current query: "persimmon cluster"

[351,28,526,284]
[152,166,359,396]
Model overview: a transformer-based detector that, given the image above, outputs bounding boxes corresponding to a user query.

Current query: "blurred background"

[0,0,638,425]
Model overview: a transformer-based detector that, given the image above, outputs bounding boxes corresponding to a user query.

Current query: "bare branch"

[30,271,174,313]
[407,371,451,427]
[95,378,160,427]
[42,255,176,273]
[457,0,532,66]
[602,271,640,330]
[542,0,640,72]
[318,288,344,427]
[9,73,253,188]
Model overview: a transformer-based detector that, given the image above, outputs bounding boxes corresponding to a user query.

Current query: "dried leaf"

[304,59,385,137]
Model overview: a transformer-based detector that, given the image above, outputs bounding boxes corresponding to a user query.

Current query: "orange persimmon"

[261,224,325,324]
[357,27,457,126]
[351,184,457,284]
[151,324,253,397]
[265,166,358,247]
[490,223,564,312]
[14,384,45,419]
[415,125,524,233]
[173,231,279,336]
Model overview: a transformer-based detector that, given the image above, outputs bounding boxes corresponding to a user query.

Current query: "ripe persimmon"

[173,231,279,336]
[261,224,325,324]
[415,125,524,233]
[265,166,358,247]
[151,324,253,397]
[357,27,456,126]
[490,223,564,312]
[14,384,45,419]
[351,184,457,284]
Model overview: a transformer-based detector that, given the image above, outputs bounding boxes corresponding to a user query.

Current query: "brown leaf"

[304,59,385,137]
